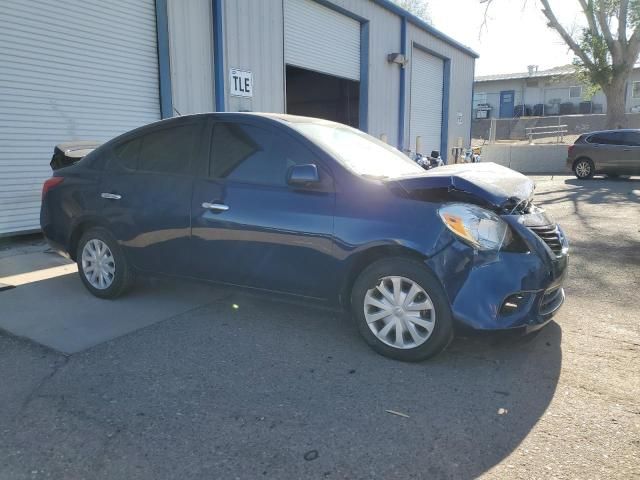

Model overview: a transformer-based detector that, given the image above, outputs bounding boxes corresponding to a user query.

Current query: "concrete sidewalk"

[0,239,228,354]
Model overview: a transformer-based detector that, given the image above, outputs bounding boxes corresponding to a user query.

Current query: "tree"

[392,0,430,22]
[481,0,640,128]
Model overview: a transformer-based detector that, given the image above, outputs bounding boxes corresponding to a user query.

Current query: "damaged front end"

[387,163,569,331]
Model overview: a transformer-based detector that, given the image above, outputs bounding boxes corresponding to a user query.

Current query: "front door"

[190,119,336,299]
[499,90,515,118]
[100,119,205,275]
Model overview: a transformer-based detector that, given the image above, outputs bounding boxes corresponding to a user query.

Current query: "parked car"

[567,129,640,179]
[41,113,568,361]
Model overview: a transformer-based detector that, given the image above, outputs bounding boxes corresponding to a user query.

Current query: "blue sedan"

[41,113,568,361]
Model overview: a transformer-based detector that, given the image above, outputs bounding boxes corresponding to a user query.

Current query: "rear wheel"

[77,227,134,299]
[573,158,594,179]
[351,257,453,362]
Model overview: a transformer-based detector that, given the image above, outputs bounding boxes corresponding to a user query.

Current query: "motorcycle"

[415,150,444,170]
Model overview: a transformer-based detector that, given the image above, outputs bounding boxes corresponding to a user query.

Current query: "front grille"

[539,287,565,316]
[528,224,563,255]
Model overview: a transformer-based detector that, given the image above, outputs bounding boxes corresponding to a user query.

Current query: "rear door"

[190,118,336,298]
[621,131,640,174]
[100,119,205,275]
[588,132,625,172]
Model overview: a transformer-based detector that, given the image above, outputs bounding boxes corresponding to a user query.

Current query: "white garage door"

[409,48,444,155]
[0,0,161,235]
[284,0,360,81]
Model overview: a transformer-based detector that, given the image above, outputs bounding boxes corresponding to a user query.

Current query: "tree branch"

[577,0,599,37]
[539,0,596,69]
[595,0,621,62]
[619,0,629,44]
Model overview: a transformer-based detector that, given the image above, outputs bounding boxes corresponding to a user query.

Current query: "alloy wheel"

[575,160,591,178]
[81,239,116,290]
[364,276,436,349]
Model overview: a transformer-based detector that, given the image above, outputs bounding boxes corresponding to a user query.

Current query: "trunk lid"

[387,162,535,211]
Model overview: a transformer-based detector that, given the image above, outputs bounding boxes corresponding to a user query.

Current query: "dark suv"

[567,129,640,179]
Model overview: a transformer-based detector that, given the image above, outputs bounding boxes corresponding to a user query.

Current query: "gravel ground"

[0,175,638,479]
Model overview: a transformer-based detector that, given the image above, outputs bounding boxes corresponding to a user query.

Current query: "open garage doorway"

[285,66,360,128]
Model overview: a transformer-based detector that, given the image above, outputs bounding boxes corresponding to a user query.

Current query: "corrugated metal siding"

[0,0,161,235]
[167,0,215,115]
[284,0,360,81]
[223,0,285,113]
[409,49,444,154]
[406,23,475,158]
[319,0,402,142]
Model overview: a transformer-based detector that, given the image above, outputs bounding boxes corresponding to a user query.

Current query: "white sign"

[229,69,253,98]
[456,112,463,125]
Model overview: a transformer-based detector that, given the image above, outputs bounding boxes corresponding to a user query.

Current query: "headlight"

[438,203,511,251]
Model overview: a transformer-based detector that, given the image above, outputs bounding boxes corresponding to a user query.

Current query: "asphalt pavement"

[0,175,638,479]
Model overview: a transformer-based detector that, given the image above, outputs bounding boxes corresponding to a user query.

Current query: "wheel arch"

[572,156,593,170]
[67,217,110,261]
[338,244,428,310]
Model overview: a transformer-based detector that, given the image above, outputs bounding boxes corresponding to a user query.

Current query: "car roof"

[145,112,345,128]
[585,129,640,134]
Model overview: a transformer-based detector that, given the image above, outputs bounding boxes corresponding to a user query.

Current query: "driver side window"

[209,122,319,187]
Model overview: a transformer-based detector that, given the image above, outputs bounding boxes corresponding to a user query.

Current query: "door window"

[110,124,200,175]
[622,131,640,146]
[209,122,317,186]
[588,132,624,145]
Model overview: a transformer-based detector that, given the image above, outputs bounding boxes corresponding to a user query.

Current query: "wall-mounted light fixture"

[387,53,408,68]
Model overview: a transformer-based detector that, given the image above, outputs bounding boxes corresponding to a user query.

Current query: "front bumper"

[426,212,568,331]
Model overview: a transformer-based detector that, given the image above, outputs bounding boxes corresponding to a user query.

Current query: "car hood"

[387,162,535,210]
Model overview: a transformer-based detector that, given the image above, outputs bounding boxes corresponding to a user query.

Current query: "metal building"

[0,0,477,236]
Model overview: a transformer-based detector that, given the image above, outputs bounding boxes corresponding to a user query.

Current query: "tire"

[351,257,453,362]
[76,227,134,299]
[573,158,594,179]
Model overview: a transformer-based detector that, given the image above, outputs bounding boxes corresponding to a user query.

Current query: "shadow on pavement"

[4,288,563,479]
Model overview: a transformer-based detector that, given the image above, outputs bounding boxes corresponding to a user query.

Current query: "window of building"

[569,86,582,98]
[633,81,640,99]
[473,92,488,107]
[210,123,315,187]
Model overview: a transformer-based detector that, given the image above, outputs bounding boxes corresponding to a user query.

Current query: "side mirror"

[287,164,319,186]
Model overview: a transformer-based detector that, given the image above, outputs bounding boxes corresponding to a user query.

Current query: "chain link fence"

[472,113,640,146]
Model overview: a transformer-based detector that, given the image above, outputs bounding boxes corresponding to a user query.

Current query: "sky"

[425,0,586,76]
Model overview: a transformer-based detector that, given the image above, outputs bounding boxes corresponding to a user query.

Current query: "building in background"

[0,0,476,236]
[473,65,640,119]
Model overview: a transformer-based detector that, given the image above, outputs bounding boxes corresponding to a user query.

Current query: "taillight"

[568,145,575,156]
[42,177,64,200]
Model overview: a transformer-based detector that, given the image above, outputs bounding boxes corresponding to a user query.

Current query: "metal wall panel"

[223,0,285,113]
[409,49,444,155]
[167,0,215,115]
[284,0,360,81]
[0,0,161,235]
[406,23,475,159]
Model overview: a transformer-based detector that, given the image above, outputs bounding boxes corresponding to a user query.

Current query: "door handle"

[202,202,229,211]
[101,193,122,200]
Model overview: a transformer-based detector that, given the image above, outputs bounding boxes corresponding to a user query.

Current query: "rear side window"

[210,122,316,186]
[138,126,197,175]
[588,132,624,145]
[113,138,141,170]
[110,123,199,175]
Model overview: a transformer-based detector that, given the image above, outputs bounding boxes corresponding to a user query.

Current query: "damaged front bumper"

[426,210,569,331]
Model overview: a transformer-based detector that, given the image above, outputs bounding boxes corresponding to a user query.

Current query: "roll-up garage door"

[284,0,360,81]
[0,0,161,235]
[409,48,444,155]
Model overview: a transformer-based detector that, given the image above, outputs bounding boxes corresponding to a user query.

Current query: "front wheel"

[77,227,134,299]
[573,158,594,179]
[351,258,453,362]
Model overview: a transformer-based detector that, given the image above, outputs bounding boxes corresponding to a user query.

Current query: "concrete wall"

[481,144,569,173]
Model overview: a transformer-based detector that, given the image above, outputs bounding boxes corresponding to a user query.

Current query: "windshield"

[291,122,425,179]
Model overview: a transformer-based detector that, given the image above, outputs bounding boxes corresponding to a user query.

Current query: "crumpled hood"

[387,162,535,210]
